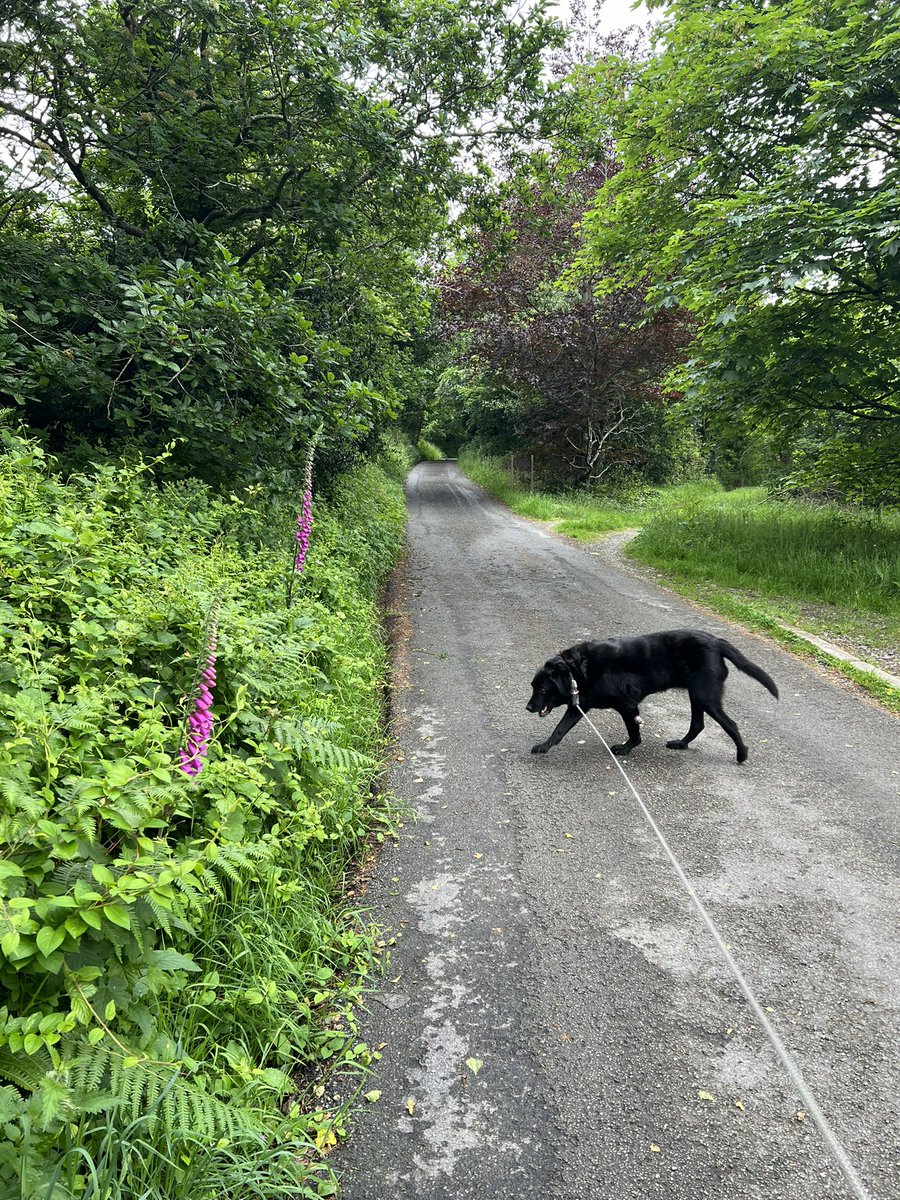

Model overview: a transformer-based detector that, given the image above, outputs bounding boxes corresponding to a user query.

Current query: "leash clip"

[569,670,580,709]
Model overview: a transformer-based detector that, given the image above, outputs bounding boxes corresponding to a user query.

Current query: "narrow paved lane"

[336,461,899,1200]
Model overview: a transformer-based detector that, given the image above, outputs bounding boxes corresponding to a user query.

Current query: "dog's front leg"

[610,705,642,756]
[532,704,582,754]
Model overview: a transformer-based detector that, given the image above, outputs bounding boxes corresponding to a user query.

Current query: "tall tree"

[574,0,900,502]
[439,163,690,486]
[0,0,561,477]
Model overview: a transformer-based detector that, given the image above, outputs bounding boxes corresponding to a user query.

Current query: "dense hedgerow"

[0,428,406,1198]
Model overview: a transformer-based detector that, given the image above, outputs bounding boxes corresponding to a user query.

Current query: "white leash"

[569,677,873,1200]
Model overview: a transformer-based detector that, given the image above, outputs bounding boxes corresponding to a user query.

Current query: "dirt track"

[336,461,899,1200]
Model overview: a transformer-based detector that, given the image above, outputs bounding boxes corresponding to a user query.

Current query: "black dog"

[526,629,778,762]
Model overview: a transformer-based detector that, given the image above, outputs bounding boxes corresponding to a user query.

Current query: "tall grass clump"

[631,495,900,616]
[0,426,406,1198]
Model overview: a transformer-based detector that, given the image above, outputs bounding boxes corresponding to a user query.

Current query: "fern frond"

[0,1047,53,1092]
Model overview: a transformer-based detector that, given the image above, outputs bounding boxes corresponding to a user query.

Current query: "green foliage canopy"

[0,0,561,479]
[574,0,900,502]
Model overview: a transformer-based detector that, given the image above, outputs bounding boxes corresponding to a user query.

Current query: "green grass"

[631,495,900,617]
[458,448,745,537]
[416,437,445,461]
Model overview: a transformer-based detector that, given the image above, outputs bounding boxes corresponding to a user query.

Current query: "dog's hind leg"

[531,704,582,754]
[666,696,705,752]
[706,704,748,763]
[610,704,642,756]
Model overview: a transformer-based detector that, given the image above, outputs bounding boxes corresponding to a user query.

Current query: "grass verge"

[458,448,743,538]
[416,438,445,462]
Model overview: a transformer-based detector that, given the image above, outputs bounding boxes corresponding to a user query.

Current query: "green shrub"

[0,428,405,1197]
[415,438,444,461]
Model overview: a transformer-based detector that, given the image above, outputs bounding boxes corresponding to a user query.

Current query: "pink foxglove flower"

[294,483,313,573]
[178,621,218,778]
[287,429,320,607]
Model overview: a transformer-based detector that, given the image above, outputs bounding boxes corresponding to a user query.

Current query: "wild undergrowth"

[0,428,407,1199]
[415,438,444,462]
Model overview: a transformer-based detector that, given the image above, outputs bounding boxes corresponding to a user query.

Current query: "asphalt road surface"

[335,461,899,1200]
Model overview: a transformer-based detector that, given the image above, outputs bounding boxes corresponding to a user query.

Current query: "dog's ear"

[544,655,572,695]
[560,647,586,677]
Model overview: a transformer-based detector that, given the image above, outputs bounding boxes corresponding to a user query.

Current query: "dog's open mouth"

[539,706,550,717]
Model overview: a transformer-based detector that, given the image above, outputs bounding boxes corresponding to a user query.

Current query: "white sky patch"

[551,0,657,36]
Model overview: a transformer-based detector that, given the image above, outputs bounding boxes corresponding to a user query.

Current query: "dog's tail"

[718,639,779,698]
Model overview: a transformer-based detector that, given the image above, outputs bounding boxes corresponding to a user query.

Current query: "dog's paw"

[666,739,689,750]
[610,743,634,756]
[531,742,550,755]
[736,746,748,763]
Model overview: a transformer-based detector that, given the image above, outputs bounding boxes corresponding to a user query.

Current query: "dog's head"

[526,654,572,718]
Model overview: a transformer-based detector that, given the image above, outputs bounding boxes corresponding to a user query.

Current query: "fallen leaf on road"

[795,1110,807,1122]
[474,853,483,859]
[734,1099,745,1111]
[406,1098,416,1116]
[365,1090,381,1103]
[698,1090,716,1103]
[466,1058,483,1075]
[650,1144,660,1153]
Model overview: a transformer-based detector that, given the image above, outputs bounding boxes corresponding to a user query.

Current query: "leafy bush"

[0,428,405,1197]
[416,438,444,461]
[0,240,386,486]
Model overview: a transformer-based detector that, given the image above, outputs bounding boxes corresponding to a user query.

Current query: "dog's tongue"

[540,706,550,718]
